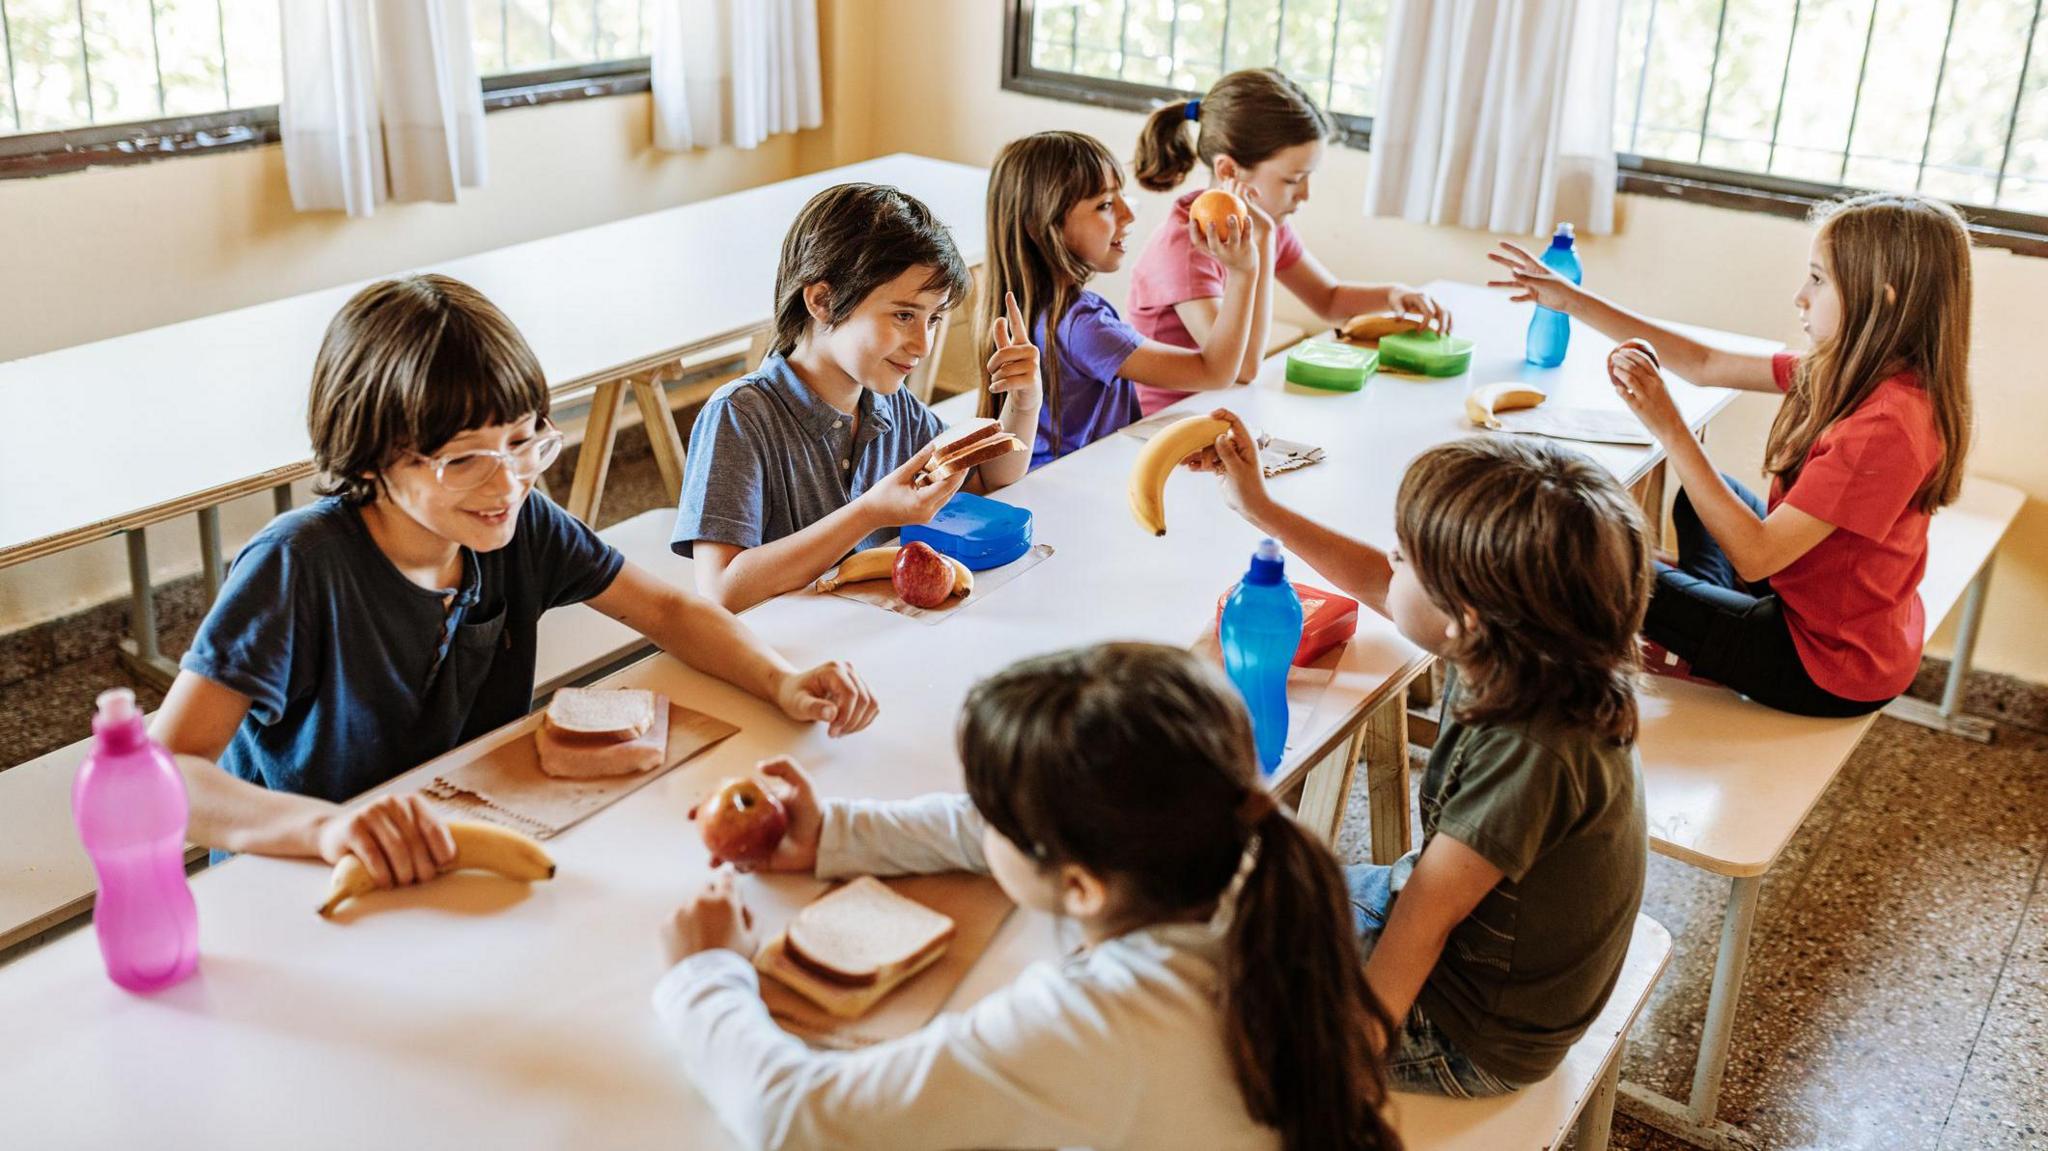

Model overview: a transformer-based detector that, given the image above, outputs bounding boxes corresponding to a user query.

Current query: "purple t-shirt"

[1032,290,1144,468]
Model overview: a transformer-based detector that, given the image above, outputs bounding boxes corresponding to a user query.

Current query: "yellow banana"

[815,547,973,596]
[1464,382,1549,429]
[1128,415,1231,537]
[318,819,556,917]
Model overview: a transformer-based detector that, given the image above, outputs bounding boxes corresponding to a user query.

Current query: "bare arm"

[1276,254,1454,334]
[1117,218,1261,394]
[1363,835,1503,1023]
[692,444,967,613]
[1488,242,1778,392]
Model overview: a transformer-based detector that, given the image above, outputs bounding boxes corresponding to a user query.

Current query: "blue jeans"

[1346,863,1519,1098]
[1641,476,1887,719]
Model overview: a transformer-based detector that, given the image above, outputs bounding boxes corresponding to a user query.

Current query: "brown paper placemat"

[757,873,1015,1050]
[421,701,738,839]
[822,544,1054,625]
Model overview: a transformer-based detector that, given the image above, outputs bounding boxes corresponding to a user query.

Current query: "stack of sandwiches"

[756,876,958,1019]
[917,418,1027,486]
[535,687,670,778]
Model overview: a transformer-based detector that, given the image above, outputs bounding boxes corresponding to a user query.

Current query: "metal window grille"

[0,0,649,139]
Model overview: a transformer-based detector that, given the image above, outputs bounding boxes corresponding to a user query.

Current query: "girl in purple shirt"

[977,131,1261,468]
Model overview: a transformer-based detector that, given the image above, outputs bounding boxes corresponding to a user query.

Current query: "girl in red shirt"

[1488,193,1973,717]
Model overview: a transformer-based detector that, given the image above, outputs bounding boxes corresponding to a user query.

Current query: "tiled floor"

[6,420,2046,1150]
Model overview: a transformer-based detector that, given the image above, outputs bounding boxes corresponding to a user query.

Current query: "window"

[1006,0,1391,138]
[1006,0,2048,250]
[1,0,650,177]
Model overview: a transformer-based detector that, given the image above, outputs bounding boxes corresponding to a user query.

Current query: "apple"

[892,541,956,608]
[1189,188,1247,240]
[697,777,788,867]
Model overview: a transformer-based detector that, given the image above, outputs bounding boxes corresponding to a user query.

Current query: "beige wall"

[861,0,2048,685]
[4,0,2044,685]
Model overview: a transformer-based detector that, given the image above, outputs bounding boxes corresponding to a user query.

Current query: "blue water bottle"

[1221,539,1305,775]
[1525,222,1583,368]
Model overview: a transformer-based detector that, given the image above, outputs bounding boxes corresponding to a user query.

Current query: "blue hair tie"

[1184,98,1201,122]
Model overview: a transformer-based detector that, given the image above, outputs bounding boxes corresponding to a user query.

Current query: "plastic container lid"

[898,491,1033,571]
[1285,339,1377,392]
[1377,331,1476,377]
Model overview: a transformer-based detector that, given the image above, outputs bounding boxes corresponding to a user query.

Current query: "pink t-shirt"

[1765,353,1943,701]
[1127,189,1305,416]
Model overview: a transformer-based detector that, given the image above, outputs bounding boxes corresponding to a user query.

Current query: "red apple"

[892,541,956,608]
[697,777,788,867]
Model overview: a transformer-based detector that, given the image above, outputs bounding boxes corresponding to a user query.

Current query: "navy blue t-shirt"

[181,492,624,803]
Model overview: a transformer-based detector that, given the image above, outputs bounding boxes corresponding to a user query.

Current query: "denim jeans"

[1346,863,1519,1098]
[1641,476,1888,719]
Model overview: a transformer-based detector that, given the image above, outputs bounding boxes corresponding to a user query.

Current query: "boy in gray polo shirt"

[673,184,1042,612]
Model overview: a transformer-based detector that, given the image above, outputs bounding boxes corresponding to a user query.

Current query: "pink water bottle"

[73,687,199,992]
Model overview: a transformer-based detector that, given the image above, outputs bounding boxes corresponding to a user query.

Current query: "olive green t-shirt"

[1394,674,1648,1084]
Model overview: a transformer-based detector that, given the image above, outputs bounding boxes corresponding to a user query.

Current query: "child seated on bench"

[1488,193,1974,718]
[151,275,878,891]
[1200,422,1651,1096]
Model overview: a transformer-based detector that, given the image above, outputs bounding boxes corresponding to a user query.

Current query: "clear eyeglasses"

[414,423,566,491]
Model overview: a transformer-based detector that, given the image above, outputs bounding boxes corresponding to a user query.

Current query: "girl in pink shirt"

[1490,193,1974,717]
[1127,70,1453,416]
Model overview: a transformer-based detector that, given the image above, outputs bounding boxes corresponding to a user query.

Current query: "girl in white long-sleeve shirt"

[653,642,1403,1151]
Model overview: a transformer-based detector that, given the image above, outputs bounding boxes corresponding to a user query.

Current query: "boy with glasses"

[152,275,879,890]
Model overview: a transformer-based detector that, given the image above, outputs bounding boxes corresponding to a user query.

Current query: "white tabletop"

[0,154,991,566]
[0,280,1769,1147]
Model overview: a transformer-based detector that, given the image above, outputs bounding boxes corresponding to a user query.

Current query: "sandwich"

[917,418,1026,486]
[1337,313,1425,345]
[755,876,957,1019]
[535,687,670,778]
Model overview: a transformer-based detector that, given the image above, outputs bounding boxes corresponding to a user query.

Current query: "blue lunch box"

[899,491,1034,571]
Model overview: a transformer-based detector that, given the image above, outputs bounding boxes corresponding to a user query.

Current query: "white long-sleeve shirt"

[652,794,1279,1151]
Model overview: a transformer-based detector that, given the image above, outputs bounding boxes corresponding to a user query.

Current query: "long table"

[0,153,990,685]
[0,280,1770,1147]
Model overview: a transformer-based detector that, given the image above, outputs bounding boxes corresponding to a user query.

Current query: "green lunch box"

[1285,339,1378,392]
[1377,331,1475,377]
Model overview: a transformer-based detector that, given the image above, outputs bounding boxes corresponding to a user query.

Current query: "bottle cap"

[1552,222,1576,247]
[1246,538,1287,586]
[95,688,138,725]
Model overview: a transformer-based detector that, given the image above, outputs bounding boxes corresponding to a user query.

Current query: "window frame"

[0,57,650,181]
[1000,1,2048,258]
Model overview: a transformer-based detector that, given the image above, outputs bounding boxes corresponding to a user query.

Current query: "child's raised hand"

[771,659,877,738]
[1609,343,1685,442]
[1186,408,1274,526]
[1389,286,1453,335]
[860,441,969,527]
[1486,241,1580,312]
[985,291,1041,412]
[660,869,758,966]
[1191,209,1260,276]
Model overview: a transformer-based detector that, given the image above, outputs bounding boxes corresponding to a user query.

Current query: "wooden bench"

[1394,914,1672,1151]
[1618,477,2026,1150]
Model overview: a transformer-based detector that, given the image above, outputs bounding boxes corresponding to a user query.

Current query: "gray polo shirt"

[671,352,946,557]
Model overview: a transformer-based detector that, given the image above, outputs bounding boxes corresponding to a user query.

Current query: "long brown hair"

[1768,193,1973,513]
[961,644,1401,1151]
[1397,438,1651,743]
[1133,68,1333,191]
[308,274,549,506]
[977,131,1123,452]
[771,182,972,358]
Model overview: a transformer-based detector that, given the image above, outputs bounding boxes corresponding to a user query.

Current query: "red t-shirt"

[1126,188,1305,416]
[1765,353,1942,701]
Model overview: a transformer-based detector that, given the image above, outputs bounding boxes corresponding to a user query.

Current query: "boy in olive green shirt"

[1201,415,1652,1095]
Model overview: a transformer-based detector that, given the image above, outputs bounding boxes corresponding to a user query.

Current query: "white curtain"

[651,0,822,152]
[281,0,487,217]
[1364,0,1621,236]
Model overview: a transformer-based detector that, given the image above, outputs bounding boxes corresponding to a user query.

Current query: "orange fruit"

[1189,188,1247,239]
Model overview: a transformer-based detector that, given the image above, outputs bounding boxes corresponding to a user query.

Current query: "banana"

[318,819,556,917]
[815,547,973,596]
[1464,382,1550,429]
[1128,415,1231,537]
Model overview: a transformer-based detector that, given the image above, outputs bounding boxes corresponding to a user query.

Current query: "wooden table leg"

[631,371,688,506]
[566,380,626,525]
[1362,695,1412,864]
[1295,720,1365,846]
